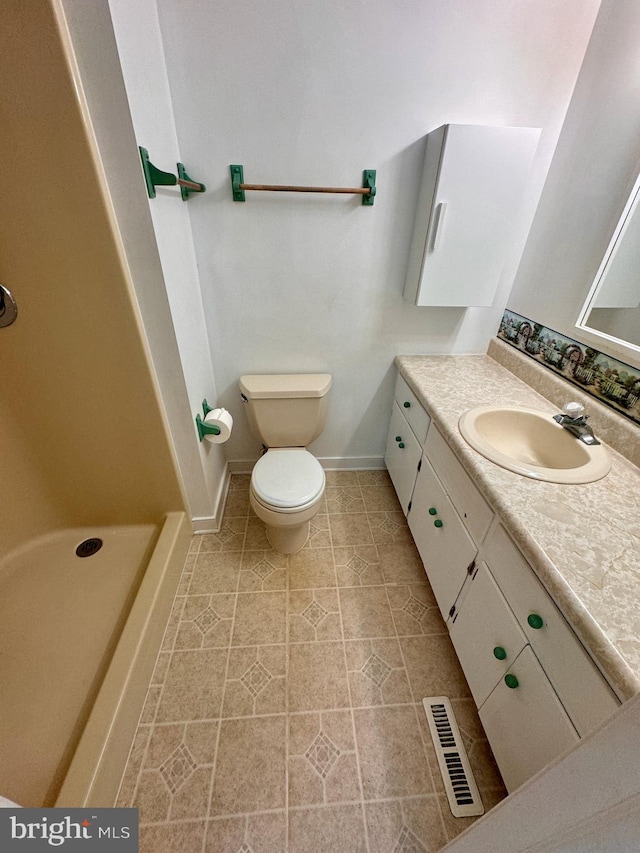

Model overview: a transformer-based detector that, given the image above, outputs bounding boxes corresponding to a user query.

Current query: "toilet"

[239,373,332,554]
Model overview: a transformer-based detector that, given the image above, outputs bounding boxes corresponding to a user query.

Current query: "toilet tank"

[240,374,332,447]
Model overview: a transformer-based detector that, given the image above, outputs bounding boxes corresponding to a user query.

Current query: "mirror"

[577,170,640,351]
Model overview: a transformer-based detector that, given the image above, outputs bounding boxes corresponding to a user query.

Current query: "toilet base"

[265,520,310,554]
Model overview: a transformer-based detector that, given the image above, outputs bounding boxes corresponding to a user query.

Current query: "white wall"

[508,0,640,370]
[106,0,228,527]
[151,0,598,465]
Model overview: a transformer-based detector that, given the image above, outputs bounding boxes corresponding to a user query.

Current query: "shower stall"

[0,0,192,807]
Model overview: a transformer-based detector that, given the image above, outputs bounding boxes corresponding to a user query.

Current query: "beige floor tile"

[377,542,429,585]
[288,642,350,712]
[223,487,251,517]
[361,480,401,513]
[368,511,413,545]
[198,518,247,552]
[155,649,227,722]
[289,588,342,642]
[339,586,396,639]
[328,513,373,547]
[354,705,434,800]
[205,812,287,853]
[400,635,473,702]
[365,796,447,853]
[232,590,287,646]
[438,788,505,843]
[387,584,446,637]
[190,552,242,595]
[325,471,361,487]
[244,516,271,550]
[222,645,286,717]
[174,592,235,649]
[333,545,384,587]
[229,473,251,490]
[325,486,365,514]
[288,710,360,808]
[120,470,507,849]
[139,821,206,853]
[239,549,289,592]
[356,470,390,486]
[288,804,368,853]
[209,715,287,816]
[304,513,332,548]
[116,726,151,807]
[345,638,413,707]
[289,548,337,589]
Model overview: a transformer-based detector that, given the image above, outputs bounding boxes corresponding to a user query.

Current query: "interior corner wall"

[62,0,228,527]
[150,0,599,465]
[507,0,640,359]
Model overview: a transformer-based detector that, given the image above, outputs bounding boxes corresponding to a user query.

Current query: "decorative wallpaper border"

[498,310,640,426]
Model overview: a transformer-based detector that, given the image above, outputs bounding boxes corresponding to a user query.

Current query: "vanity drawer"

[425,425,494,544]
[394,374,430,445]
[384,402,422,515]
[484,524,620,736]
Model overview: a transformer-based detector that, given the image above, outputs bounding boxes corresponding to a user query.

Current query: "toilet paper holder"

[195,399,220,442]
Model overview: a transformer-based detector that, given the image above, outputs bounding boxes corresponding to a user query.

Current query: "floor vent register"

[422,696,485,818]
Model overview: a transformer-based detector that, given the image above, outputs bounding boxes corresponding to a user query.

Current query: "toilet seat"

[251,449,325,511]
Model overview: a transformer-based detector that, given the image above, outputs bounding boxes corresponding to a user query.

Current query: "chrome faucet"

[553,402,600,446]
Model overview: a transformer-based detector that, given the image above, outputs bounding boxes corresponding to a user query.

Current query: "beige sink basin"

[458,406,611,484]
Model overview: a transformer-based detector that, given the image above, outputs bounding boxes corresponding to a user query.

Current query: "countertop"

[395,353,640,702]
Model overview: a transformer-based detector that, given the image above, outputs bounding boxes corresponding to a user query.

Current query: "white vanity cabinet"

[384,375,430,515]
[448,561,527,707]
[408,453,477,620]
[403,123,540,308]
[384,370,621,794]
[478,646,580,792]
[483,524,620,738]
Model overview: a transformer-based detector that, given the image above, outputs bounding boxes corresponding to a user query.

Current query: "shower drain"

[75,538,103,558]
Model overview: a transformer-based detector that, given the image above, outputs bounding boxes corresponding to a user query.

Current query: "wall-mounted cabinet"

[404,124,540,308]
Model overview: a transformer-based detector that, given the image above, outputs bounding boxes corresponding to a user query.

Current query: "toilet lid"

[252,449,325,509]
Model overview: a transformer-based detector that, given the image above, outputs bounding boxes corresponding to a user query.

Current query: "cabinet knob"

[434,519,444,528]
[428,507,437,515]
[504,673,519,689]
[398,442,405,449]
[395,435,402,442]
[493,646,507,661]
[403,401,411,408]
[527,613,544,630]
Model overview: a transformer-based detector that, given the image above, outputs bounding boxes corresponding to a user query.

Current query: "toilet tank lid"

[240,373,332,399]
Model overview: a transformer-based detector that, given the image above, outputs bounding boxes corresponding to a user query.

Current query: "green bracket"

[362,170,376,206]
[177,162,206,201]
[196,399,220,441]
[230,165,245,202]
[139,146,205,200]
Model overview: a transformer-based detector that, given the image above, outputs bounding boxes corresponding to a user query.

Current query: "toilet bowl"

[239,372,332,554]
[249,448,325,554]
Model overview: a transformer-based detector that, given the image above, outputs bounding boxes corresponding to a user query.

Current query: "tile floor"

[117,471,506,852]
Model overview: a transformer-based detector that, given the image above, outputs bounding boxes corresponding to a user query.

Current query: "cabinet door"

[408,455,476,619]
[484,524,619,736]
[449,561,527,707]
[404,124,540,308]
[384,402,422,515]
[479,646,579,793]
[394,374,430,445]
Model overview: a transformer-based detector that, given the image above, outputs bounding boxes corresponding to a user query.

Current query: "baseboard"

[191,462,232,534]
[228,456,385,474]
